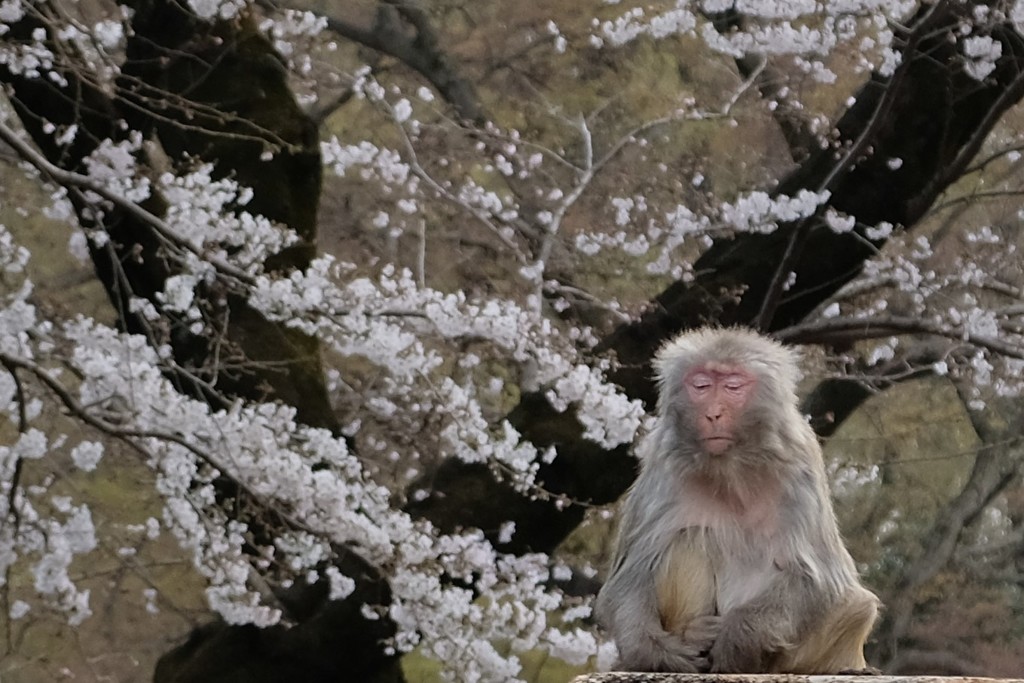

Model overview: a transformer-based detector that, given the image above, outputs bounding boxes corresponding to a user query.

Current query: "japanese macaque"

[595,327,879,674]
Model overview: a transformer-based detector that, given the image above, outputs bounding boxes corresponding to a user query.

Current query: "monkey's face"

[684,362,756,456]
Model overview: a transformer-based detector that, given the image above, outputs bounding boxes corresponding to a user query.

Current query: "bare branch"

[776,315,1024,360]
[262,0,485,124]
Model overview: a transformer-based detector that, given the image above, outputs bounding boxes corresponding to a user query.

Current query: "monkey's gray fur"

[595,327,879,673]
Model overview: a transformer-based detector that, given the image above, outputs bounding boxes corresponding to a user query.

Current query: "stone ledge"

[572,675,1024,683]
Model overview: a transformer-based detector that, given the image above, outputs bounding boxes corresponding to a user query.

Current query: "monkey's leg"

[654,530,719,670]
[773,586,880,674]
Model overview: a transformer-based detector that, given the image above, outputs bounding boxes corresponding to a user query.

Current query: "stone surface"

[573,675,1024,683]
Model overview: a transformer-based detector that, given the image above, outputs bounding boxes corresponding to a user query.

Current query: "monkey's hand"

[618,616,721,673]
[709,609,791,673]
[646,628,711,673]
[680,614,720,656]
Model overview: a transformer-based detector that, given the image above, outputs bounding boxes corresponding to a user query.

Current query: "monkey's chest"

[674,477,783,536]
[714,550,777,612]
[655,529,779,631]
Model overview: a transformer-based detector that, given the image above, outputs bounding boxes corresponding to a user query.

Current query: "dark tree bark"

[154,552,401,683]
[115,0,338,429]
[314,0,487,124]
[1,0,338,431]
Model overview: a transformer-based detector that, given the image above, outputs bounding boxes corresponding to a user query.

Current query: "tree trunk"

[1,0,338,431]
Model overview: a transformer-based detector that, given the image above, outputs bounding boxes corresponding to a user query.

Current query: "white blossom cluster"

[0,430,98,626]
[828,460,881,499]
[595,0,913,79]
[575,188,830,279]
[79,136,299,291]
[0,258,600,678]
[251,258,644,472]
[258,9,327,76]
[385,537,601,680]
[0,24,57,81]
[545,363,644,448]
[961,34,1002,81]
[187,0,246,21]
[0,2,124,86]
[78,152,300,330]
[0,222,34,362]
[1015,0,1024,34]
[595,6,697,47]
[719,188,831,233]
[48,10,130,87]
[159,163,299,275]
[321,125,526,252]
[321,135,426,241]
[808,221,1024,411]
[0,226,97,625]
[83,133,152,205]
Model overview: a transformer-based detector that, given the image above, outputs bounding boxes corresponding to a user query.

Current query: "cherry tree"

[2,0,1024,681]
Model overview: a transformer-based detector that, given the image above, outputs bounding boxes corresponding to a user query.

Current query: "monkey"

[595,326,879,674]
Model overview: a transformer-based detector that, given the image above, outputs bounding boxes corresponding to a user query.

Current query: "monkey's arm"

[709,563,823,673]
[596,469,719,673]
[596,543,719,673]
[710,558,880,674]
[710,468,876,674]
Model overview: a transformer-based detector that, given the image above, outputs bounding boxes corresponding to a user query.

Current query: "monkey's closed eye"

[688,373,713,390]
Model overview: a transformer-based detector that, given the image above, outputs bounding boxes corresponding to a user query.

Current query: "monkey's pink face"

[685,363,756,455]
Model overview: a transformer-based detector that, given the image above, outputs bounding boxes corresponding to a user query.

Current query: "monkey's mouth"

[703,436,734,453]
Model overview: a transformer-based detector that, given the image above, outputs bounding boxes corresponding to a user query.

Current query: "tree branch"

[775,315,1024,360]
[264,0,486,124]
[0,120,256,286]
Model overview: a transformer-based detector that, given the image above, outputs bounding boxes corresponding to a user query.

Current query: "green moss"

[823,376,980,575]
